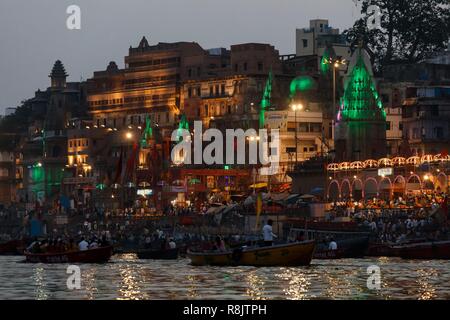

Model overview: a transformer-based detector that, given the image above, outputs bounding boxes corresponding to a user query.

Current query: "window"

[286,147,296,153]
[227,105,232,114]
[243,62,248,71]
[234,64,238,72]
[258,62,263,71]
[386,121,391,130]
[188,88,192,98]
[188,69,192,77]
[303,147,308,152]
[309,147,315,152]
[69,141,73,148]
[302,39,308,48]
[221,84,225,95]
[197,87,201,97]
[204,105,209,116]
[166,112,169,122]
[299,123,309,133]
[215,85,220,96]
[209,86,214,96]
[399,122,403,131]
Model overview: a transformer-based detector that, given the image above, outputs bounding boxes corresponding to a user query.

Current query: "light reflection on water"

[1,255,450,300]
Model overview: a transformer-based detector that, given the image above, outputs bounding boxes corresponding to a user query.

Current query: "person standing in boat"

[262,219,277,246]
[328,237,338,251]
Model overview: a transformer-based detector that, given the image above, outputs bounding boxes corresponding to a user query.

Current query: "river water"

[0,255,449,300]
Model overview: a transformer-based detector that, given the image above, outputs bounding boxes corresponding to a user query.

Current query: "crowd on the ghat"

[330,192,449,243]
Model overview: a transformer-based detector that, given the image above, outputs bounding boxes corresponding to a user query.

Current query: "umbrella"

[249,182,268,189]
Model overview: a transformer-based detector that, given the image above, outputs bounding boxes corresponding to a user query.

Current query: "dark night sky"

[0,0,360,112]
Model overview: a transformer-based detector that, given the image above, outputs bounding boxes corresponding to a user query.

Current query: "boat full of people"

[24,236,113,263]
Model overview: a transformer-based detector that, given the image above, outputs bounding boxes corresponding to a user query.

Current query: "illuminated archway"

[341,179,352,200]
[363,178,378,200]
[393,175,406,197]
[436,173,448,192]
[378,177,393,200]
[327,180,340,201]
[351,178,364,201]
[406,174,421,194]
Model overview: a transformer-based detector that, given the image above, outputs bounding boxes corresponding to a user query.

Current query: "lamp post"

[324,58,347,116]
[291,103,304,164]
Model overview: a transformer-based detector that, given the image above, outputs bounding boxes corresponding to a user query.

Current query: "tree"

[344,0,450,71]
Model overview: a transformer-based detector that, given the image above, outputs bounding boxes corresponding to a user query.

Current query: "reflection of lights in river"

[186,275,199,299]
[276,269,311,300]
[83,268,98,300]
[33,267,49,300]
[416,268,437,300]
[245,270,266,300]
[118,264,147,300]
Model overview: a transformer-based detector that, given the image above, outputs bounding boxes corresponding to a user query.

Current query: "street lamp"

[324,57,347,115]
[125,132,133,140]
[291,103,304,164]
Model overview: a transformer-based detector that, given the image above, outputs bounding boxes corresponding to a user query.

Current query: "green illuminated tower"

[259,70,272,129]
[335,47,386,161]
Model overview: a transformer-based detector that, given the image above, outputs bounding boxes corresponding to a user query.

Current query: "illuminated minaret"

[334,47,387,161]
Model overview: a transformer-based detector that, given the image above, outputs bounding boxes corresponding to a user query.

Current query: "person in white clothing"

[78,238,89,251]
[328,238,338,250]
[262,219,277,246]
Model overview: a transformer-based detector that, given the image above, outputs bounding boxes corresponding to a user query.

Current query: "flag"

[255,193,263,231]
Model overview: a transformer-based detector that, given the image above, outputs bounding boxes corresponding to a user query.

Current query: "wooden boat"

[137,248,179,260]
[187,240,315,267]
[396,240,450,260]
[0,240,25,255]
[313,236,369,259]
[24,246,113,263]
[366,242,400,257]
[289,228,370,259]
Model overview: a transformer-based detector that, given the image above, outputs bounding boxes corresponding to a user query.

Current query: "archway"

[406,174,421,194]
[436,173,448,193]
[393,175,406,199]
[351,178,363,201]
[341,179,352,201]
[327,180,340,202]
[378,177,393,200]
[363,178,378,200]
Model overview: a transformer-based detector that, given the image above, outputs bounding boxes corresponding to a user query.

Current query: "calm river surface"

[1,255,449,300]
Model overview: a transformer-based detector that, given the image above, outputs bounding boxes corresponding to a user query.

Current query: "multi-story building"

[296,19,351,65]
[402,85,450,156]
[20,60,88,205]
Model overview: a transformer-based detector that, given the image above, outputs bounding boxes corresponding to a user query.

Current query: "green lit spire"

[177,113,189,141]
[260,69,273,128]
[140,115,153,148]
[340,49,385,121]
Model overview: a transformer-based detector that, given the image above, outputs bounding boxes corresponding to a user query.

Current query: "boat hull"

[137,248,179,260]
[366,243,400,257]
[25,246,113,263]
[397,241,450,260]
[314,236,369,259]
[0,240,25,256]
[187,241,315,267]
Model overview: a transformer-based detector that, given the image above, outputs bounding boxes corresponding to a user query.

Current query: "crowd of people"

[26,234,111,254]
